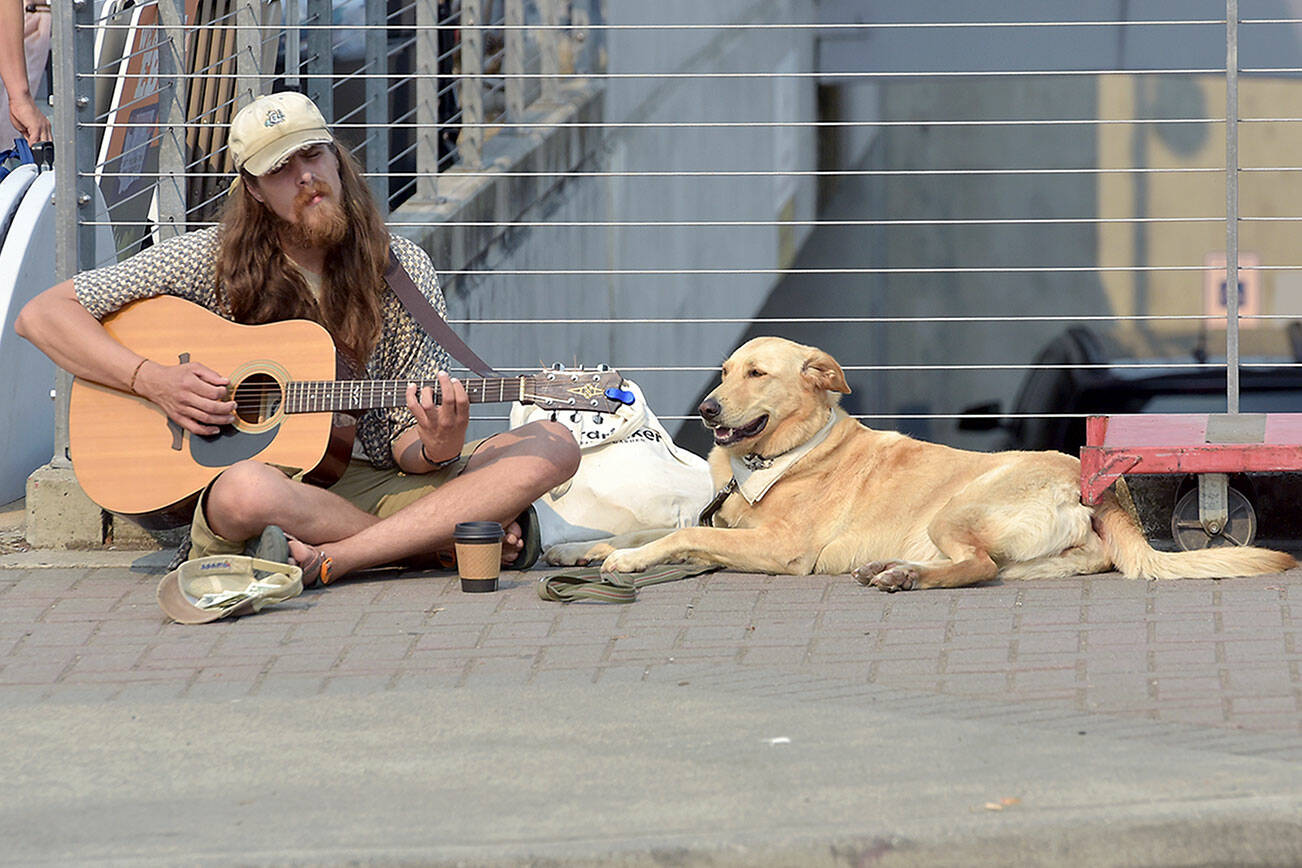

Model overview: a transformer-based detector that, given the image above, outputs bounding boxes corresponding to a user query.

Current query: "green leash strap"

[537,563,719,603]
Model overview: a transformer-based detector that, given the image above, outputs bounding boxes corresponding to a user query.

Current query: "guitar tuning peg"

[593,414,603,424]
[549,411,557,422]
[596,363,609,371]
[570,412,582,424]
[551,362,565,371]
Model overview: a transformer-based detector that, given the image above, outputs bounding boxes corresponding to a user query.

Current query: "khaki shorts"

[189,438,484,559]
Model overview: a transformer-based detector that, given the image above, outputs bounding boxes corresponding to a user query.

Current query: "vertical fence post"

[538,0,559,103]
[504,0,524,124]
[155,0,188,242]
[51,0,98,469]
[1225,0,1240,414]
[572,0,591,75]
[235,0,261,105]
[460,0,484,167]
[284,0,302,89]
[582,0,605,76]
[306,0,333,119]
[364,0,390,210]
[415,0,440,199]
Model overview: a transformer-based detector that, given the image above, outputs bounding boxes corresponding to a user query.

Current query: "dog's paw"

[601,547,654,574]
[852,560,919,592]
[852,560,908,585]
[544,540,617,566]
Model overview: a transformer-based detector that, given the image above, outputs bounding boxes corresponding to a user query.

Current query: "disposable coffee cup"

[454,521,503,592]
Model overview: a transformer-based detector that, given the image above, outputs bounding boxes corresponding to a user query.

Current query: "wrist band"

[420,441,460,470]
[127,358,149,395]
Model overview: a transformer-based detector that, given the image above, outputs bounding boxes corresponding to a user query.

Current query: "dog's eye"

[747,369,765,378]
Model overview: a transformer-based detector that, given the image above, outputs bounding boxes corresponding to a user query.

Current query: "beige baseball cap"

[228,91,335,177]
[157,555,303,625]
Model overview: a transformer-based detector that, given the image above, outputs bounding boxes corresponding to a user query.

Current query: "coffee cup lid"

[454,521,504,542]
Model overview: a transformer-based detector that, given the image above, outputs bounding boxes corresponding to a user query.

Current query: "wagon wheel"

[1170,485,1257,551]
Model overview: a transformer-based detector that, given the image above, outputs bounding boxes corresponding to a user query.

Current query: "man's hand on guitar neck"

[132,359,237,437]
[396,370,469,474]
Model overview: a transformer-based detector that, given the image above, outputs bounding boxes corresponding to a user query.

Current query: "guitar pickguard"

[190,424,280,468]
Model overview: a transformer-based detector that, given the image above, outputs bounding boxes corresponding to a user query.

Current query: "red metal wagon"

[1080,413,1302,550]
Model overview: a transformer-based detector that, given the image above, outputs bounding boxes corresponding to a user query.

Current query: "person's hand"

[406,370,468,468]
[9,92,50,143]
[132,359,235,436]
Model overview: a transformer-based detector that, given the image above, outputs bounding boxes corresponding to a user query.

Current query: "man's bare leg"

[206,421,578,579]
[205,466,531,564]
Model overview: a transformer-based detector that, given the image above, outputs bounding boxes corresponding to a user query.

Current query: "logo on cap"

[265,108,286,128]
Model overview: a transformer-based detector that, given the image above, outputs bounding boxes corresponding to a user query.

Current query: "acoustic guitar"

[68,295,631,528]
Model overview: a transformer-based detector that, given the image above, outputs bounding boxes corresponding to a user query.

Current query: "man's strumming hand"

[132,360,236,436]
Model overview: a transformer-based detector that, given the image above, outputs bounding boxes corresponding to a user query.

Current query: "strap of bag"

[0,138,34,182]
[0,137,35,165]
[537,563,720,603]
[385,250,498,377]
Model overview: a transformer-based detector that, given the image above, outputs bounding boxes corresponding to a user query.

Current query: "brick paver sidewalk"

[0,553,1297,736]
[2,551,1300,867]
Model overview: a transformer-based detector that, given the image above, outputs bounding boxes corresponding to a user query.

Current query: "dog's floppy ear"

[802,349,851,394]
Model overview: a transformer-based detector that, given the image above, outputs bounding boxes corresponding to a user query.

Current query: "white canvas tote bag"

[509,380,714,549]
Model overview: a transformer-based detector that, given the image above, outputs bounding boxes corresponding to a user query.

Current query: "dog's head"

[698,337,850,457]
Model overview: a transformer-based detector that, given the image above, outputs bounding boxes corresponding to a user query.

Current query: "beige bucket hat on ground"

[157,556,303,625]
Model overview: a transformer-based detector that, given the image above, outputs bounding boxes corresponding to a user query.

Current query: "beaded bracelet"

[421,441,461,470]
[127,358,149,395]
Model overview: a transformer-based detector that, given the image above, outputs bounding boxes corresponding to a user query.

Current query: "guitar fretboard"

[283,377,527,413]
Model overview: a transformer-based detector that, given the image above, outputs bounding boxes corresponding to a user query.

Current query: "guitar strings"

[221,377,616,411]
[227,389,590,410]
[225,377,550,408]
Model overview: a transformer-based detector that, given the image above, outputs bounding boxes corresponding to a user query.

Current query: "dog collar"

[729,410,839,505]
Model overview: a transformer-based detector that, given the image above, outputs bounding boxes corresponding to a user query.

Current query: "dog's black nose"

[699,398,721,421]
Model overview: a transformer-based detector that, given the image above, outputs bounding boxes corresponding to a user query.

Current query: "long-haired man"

[17,91,579,586]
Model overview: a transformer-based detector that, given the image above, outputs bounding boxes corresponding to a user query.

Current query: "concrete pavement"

[0,537,1299,866]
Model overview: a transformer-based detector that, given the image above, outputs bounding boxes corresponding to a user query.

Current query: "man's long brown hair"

[215,144,388,367]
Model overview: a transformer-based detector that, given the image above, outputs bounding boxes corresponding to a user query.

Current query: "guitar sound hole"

[233,373,284,425]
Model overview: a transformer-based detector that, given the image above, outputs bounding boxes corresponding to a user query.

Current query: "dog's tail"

[1093,490,1295,579]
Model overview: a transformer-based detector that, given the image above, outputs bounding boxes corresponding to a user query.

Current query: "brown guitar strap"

[385,250,499,377]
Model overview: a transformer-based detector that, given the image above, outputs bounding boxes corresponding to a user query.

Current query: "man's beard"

[279,183,348,248]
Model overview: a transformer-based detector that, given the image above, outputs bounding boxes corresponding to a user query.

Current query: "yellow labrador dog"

[597,336,1295,590]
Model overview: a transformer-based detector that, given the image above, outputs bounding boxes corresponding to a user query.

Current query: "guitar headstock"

[524,366,634,413]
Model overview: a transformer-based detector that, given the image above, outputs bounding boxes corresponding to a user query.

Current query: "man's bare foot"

[501,518,525,565]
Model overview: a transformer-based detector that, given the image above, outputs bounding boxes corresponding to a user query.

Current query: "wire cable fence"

[50,0,1302,452]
